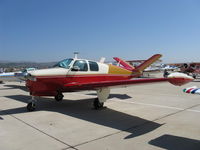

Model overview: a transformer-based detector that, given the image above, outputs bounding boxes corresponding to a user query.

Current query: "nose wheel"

[27,96,37,111]
[27,102,36,111]
[93,98,104,109]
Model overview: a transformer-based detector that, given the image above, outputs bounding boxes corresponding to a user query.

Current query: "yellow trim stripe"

[108,64,132,75]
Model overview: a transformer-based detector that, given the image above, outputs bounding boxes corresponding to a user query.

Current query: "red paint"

[168,78,192,86]
[186,88,194,93]
[26,74,134,96]
[113,57,134,71]
[26,72,193,96]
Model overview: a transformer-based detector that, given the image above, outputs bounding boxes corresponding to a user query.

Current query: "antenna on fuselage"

[74,52,79,59]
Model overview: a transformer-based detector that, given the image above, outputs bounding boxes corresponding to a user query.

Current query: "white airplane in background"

[0,68,36,82]
[160,64,178,71]
[0,72,20,82]
[14,68,36,81]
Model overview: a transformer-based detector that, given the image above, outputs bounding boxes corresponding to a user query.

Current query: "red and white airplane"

[25,54,193,111]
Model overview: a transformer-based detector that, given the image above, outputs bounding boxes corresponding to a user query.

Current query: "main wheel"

[27,102,36,111]
[93,98,104,110]
[55,92,64,101]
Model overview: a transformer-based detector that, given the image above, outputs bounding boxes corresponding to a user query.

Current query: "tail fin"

[113,57,135,71]
[113,54,162,73]
[135,54,162,72]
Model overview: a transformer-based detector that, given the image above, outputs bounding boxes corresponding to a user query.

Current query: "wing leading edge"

[64,73,193,91]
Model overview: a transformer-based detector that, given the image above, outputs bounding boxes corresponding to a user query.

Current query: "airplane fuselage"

[26,58,140,96]
[24,54,193,111]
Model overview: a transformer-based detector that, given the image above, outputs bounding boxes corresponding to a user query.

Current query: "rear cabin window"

[73,60,88,71]
[89,61,99,71]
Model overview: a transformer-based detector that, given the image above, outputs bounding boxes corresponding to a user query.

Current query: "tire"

[93,98,104,110]
[27,102,36,111]
[55,93,64,101]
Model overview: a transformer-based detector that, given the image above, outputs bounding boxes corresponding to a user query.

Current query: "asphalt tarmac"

[0,79,200,150]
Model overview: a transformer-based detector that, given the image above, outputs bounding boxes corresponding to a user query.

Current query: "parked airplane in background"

[125,58,162,71]
[25,54,193,111]
[0,68,36,82]
[0,72,20,82]
[180,63,200,78]
[183,86,200,95]
[160,64,178,71]
[14,68,36,81]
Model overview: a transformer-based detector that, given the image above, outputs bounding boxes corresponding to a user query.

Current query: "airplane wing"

[183,86,200,95]
[64,73,193,91]
[64,78,168,90]
[0,72,20,82]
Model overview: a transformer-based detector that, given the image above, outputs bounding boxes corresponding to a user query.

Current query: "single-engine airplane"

[0,72,21,82]
[0,68,36,82]
[25,54,193,111]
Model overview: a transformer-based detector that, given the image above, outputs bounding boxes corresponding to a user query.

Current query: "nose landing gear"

[27,96,37,111]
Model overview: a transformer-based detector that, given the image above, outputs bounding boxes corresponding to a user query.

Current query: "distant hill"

[0,61,57,69]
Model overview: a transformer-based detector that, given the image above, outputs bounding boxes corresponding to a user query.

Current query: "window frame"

[89,61,99,71]
[72,60,88,71]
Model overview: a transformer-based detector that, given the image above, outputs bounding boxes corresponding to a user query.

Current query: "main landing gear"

[93,98,104,110]
[26,92,64,111]
[27,96,36,111]
[55,92,64,101]
[26,88,110,111]
[93,88,110,110]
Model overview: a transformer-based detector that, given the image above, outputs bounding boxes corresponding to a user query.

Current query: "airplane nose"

[26,73,37,81]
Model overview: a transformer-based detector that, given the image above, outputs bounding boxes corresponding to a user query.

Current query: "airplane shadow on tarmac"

[149,134,200,150]
[87,93,132,100]
[3,84,28,92]
[1,94,163,139]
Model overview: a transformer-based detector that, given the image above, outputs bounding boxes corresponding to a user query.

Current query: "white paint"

[168,72,194,80]
[99,57,106,63]
[31,68,69,76]
[110,99,200,113]
[97,88,110,103]
[31,58,109,77]
[69,92,200,113]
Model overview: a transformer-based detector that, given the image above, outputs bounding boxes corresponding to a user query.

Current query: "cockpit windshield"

[53,59,73,69]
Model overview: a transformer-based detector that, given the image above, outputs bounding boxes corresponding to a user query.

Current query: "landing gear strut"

[93,98,104,109]
[55,92,64,101]
[27,96,36,111]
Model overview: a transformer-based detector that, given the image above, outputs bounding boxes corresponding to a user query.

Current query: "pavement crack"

[152,103,200,122]
[1,103,199,149]
[0,109,78,150]
[71,103,200,148]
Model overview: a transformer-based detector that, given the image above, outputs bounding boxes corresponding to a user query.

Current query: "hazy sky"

[1,0,200,62]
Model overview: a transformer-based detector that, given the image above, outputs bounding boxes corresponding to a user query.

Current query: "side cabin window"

[73,60,88,71]
[89,61,99,71]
